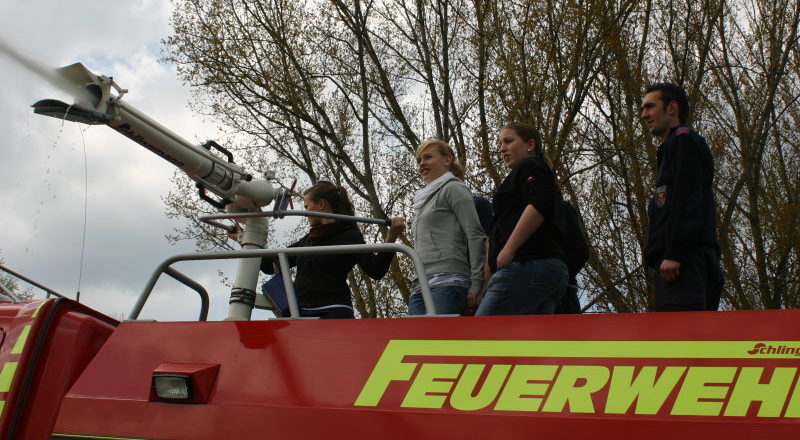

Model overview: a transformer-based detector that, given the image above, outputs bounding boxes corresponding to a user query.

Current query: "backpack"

[473,195,493,236]
[560,200,589,279]
[555,200,589,314]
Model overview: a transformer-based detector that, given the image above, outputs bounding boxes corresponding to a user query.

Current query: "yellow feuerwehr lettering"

[449,364,511,411]
[605,366,686,415]
[401,363,463,409]
[494,365,557,412]
[784,375,800,418]
[724,367,797,417]
[671,367,736,416]
[355,341,417,407]
[541,366,610,413]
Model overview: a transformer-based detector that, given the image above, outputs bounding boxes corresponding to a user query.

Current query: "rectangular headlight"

[150,363,219,404]
[152,374,192,400]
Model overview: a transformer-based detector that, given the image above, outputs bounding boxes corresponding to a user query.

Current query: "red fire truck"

[0,63,797,439]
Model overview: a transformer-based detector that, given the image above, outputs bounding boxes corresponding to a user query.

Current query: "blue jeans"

[476,259,568,316]
[408,285,468,315]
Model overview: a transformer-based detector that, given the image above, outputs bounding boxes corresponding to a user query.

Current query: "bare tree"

[163,0,800,315]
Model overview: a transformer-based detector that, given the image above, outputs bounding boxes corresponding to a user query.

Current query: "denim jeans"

[476,258,568,316]
[408,285,468,315]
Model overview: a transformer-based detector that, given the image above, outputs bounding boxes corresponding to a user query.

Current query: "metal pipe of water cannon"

[109,101,241,194]
[30,62,281,320]
[31,63,275,207]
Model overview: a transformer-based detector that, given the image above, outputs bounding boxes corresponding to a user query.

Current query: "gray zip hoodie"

[413,179,486,294]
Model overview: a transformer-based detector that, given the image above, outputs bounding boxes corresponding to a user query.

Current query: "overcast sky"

[0,0,280,320]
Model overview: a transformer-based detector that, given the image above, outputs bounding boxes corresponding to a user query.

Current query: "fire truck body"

[1,62,797,439]
[0,299,116,440]
[2,296,798,439]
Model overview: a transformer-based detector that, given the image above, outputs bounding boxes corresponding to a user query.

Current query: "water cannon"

[32,63,116,125]
[31,63,275,212]
[31,62,281,321]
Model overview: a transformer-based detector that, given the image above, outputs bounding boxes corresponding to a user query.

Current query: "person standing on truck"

[408,139,486,316]
[641,82,723,311]
[476,122,568,316]
[231,181,405,319]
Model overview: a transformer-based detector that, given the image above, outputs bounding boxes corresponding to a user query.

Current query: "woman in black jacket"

[235,181,404,319]
[475,123,569,316]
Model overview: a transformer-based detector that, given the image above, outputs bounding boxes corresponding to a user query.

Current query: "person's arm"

[470,237,492,315]
[229,223,279,274]
[260,235,303,274]
[358,217,405,279]
[384,217,405,243]
[496,160,554,267]
[445,185,487,305]
[481,236,492,288]
[497,204,544,267]
[661,134,704,281]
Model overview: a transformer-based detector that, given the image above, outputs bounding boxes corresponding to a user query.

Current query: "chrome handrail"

[0,263,67,300]
[200,210,391,230]
[129,243,436,320]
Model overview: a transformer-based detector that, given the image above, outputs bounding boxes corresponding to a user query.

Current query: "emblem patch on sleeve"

[655,185,667,207]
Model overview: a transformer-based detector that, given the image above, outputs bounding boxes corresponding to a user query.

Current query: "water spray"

[3,44,280,321]
[0,37,96,105]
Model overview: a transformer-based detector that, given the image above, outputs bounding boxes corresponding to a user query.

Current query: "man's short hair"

[645,82,690,124]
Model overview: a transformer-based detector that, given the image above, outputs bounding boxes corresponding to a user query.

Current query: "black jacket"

[490,156,565,271]
[645,126,720,267]
[261,222,394,308]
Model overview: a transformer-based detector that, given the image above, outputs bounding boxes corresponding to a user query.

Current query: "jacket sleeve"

[663,134,704,262]
[355,233,396,280]
[260,235,303,274]
[518,159,557,219]
[444,183,487,295]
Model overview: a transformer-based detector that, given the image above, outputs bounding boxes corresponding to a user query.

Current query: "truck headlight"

[152,374,192,400]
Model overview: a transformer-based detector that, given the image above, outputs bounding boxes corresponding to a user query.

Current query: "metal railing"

[129,209,440,321]
[200,210,391,233]
[129,243,438,321]
[0,263,68,301]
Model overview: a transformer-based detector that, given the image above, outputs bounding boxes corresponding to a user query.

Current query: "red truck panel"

[53,309,799,439]
[0,299,116,440]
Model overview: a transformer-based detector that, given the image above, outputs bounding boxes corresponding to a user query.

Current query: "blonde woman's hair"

[415,138,464,179]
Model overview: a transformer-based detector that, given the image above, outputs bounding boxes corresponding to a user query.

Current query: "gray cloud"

[0,1,245,320]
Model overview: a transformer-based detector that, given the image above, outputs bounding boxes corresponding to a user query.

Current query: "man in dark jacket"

[641,82,723,311]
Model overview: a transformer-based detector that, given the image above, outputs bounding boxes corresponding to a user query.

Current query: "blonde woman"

[409,139,486,315]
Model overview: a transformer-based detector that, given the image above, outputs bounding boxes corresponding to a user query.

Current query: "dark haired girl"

[475,123,568,316]
[234,181,404,319]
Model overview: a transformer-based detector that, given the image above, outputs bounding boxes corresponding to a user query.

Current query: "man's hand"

[660,259,681,282]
